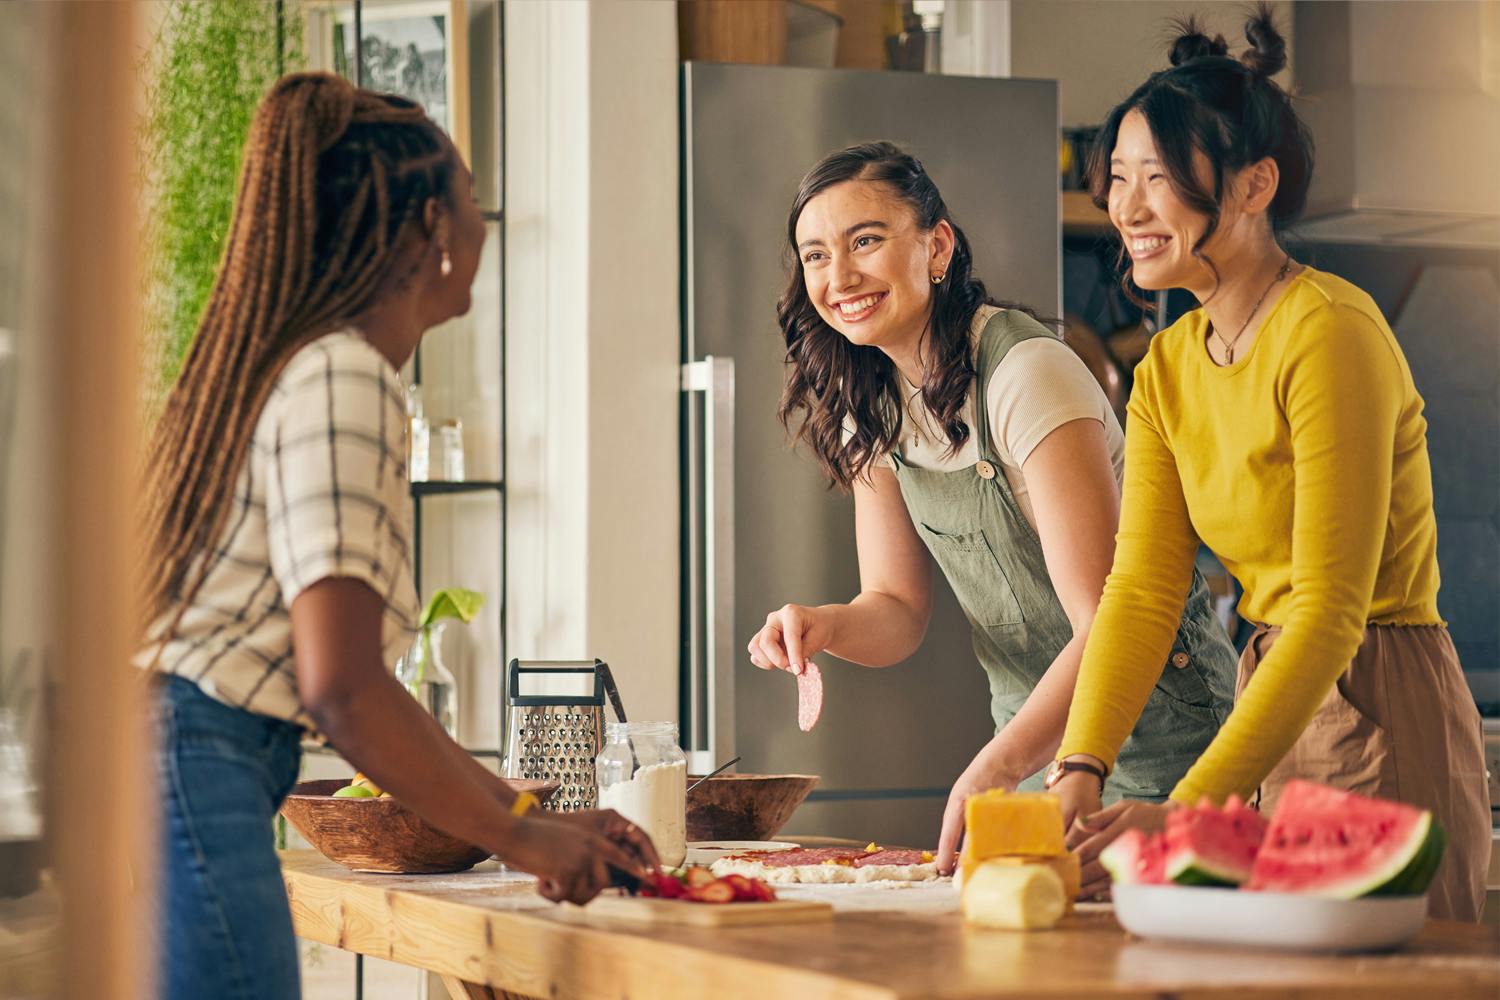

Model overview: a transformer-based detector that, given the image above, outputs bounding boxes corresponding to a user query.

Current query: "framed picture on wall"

[304,0,471,165]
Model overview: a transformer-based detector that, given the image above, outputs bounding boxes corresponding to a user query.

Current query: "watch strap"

[1049,759,1106,794]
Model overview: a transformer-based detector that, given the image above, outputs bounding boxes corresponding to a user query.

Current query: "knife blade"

[607,863,643,896]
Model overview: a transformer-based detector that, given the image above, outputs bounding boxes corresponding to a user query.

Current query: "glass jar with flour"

[596,722,687,868]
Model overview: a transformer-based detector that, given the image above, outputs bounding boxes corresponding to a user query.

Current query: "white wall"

[504,0,680,727]
[1010,0,1295,127]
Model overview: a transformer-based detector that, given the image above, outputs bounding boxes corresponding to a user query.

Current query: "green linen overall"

[891,310,1236,801]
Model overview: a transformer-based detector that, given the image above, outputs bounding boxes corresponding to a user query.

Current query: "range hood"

[1292,1,1500,248]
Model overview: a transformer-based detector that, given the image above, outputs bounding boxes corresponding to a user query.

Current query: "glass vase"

[396,621,460,740]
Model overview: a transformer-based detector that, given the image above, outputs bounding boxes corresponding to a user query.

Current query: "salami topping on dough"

[853,849,929,867]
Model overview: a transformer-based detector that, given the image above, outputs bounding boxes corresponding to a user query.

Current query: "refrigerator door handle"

[681,356,735,775]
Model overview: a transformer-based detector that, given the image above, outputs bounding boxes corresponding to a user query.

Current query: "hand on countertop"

[1068,799,1173,899]
[935,747,1021,876]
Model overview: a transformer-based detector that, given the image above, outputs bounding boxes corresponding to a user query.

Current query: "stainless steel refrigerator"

[680,62,1060,846]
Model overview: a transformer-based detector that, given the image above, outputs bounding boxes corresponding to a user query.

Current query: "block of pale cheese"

[963,789,1066,859]
[959,849,1081,912]
[961,860,1066,930]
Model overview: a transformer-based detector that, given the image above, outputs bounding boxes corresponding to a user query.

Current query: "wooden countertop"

[281,850,1499,999]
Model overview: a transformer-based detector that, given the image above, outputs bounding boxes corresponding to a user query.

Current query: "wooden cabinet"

[678,0,891,70]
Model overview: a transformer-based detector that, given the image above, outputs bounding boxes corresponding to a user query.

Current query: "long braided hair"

[140,71,455,627]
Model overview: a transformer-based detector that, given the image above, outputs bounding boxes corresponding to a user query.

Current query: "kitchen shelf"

[410,479,504,497]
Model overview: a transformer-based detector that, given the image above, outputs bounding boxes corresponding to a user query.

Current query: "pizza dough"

[711,846,942,885]
[796,662,823,732]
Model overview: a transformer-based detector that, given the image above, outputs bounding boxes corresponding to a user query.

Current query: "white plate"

[685,840,800,865]
[1113,884,1427,953]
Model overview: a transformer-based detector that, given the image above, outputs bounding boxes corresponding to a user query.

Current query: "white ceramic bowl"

[1112,884,1428,953]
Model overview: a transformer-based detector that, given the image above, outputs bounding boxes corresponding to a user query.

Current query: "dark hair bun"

[1240,4,1288,78]
[1167,16,1230,66]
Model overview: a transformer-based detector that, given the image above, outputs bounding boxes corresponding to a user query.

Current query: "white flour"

[774,880,961,914]
[598,759,686,867]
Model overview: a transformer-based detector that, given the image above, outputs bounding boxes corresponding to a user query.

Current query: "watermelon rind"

[1368,820,1445,897]
[1160,797,1266,888]
[1249,809,1442,898]
[1166,855,1243,888]
[1101,829,1164,886]
[1100,834,1140,885]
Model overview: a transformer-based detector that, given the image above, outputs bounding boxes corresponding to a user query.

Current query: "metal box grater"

[503,660,609,811]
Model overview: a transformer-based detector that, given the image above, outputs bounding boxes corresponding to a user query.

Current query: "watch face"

[1043,761,1063,788]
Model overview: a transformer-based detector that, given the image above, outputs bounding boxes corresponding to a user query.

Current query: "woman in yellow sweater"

[1049,10,1490,921]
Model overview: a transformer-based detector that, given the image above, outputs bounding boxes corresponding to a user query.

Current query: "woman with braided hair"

[1049,8,1489,918]
[138,73,656,997]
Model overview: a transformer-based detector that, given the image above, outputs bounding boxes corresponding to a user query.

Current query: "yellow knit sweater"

[1059,267,1442,804]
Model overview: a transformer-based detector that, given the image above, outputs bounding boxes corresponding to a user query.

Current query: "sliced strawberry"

[688,879,736,904]
[720,874,760,902]
[644,871,686,898]
[750,879,777,902]
[684,866,717,889]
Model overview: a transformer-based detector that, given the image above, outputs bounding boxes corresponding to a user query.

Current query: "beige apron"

[1237,623,1491,922]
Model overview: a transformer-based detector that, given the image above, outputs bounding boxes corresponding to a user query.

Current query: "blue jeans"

[155,675,303,999]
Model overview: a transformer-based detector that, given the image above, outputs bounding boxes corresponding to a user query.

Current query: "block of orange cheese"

[964,789,1066,859]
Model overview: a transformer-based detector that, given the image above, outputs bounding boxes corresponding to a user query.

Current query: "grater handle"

[596,660,628,723]
[594,660,640,773]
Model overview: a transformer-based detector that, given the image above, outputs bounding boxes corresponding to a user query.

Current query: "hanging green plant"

[138,0,304,410]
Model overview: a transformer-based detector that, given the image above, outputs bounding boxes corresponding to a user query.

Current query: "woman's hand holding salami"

[747,603,836,677]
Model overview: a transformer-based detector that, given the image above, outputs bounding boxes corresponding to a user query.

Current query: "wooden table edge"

[280,851,1500,1000]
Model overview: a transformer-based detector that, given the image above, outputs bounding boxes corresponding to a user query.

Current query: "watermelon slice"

[1163,795,1269,887]
[1245,780,1445,898]
[1100,828,1167,885]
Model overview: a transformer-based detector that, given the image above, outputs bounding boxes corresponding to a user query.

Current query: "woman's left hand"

[1067,799,1174,900]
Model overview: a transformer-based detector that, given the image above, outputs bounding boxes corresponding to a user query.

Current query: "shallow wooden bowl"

[685,773,820,841]
[280,777,559,874]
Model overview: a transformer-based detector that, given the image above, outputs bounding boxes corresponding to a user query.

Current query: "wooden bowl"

[685,774,819,841]
[280,777,559,874]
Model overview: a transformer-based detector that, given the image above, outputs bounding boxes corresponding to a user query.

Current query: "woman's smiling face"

[1106,109,1218,293]
[795,179,951,353]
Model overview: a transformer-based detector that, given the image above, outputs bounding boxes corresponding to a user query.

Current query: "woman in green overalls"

[746,142,1238,879]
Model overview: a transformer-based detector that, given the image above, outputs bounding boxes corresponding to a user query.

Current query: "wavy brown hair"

[1087,4,1313,298]
[778,142,1034,492]
[140,72,455,627]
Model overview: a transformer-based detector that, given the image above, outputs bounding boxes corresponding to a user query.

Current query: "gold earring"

[440,248,452,277]
[931,271,945,285]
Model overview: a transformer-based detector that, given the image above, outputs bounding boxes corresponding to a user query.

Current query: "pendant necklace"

[1210,255,1294,365]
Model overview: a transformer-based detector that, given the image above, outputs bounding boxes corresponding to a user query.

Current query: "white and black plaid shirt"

[139,331,419,730]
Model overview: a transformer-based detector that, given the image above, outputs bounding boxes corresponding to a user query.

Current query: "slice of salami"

[796,661,823,732]
[732,847,866,868]
[852,849,929,867]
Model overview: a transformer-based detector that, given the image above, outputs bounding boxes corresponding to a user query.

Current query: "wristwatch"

[1044,758,1106,795]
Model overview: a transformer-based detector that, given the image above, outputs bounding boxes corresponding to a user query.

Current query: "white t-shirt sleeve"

[986,337,1109,470]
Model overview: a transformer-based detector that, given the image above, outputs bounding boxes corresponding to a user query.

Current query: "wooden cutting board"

[584,894,832,926]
